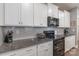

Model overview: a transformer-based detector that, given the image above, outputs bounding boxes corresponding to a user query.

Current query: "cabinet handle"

[40,24,43,25]
[19,22,20,24]
[44,49,48,51]
[26,49,32,52]
[21,22,23,24]
[10,54,16,56]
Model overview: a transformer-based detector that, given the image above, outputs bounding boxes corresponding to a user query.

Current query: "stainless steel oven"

[53,37,65,56]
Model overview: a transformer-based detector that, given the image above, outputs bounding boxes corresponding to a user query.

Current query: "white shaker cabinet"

[59,10,65,27]
[0,3,4,26]
[59,10,70,27]
[64,10,70,27]
[65,35,75,52]
[48,4,58,18]
[21,3,33,26]
[4,3,21,26]
[34,3,47,27]
[17,45,37,56]
[0,45,37,56]
[38,41,53,56]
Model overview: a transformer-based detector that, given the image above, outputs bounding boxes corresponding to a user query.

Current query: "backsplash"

[0,27,3,45]
[2,27,64,40]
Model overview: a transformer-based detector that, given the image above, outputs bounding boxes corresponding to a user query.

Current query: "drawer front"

[0,46,37,56]
[16,46,37,56]
[38,41,53,56]
[38,41,53,50]
[38,47,53,56]
[22,46,36,56]
[38,48,49,56]
[0,51,17,56]
[38,42,49,49]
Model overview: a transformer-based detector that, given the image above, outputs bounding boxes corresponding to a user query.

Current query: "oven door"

[53,37,65,56]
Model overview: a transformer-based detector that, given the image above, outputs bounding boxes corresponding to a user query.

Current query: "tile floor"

[65,48,79,56]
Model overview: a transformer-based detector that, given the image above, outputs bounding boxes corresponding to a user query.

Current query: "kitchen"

[0,3,77,56]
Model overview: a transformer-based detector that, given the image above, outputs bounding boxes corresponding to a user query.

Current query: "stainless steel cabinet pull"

[44,49,48,51]
[19,22,20,24]
[10,54,16,56]
[26,49,32,52]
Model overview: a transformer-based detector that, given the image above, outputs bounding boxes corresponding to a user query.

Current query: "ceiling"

[54,3,79,11]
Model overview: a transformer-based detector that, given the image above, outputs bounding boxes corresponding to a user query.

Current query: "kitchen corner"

[0,3,77,56]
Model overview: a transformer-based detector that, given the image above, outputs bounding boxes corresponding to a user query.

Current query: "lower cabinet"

[17,45,37,56]
[0,45,37,56]
[0,41,53,56]
[38,41,53,56]
[65,35,75,52]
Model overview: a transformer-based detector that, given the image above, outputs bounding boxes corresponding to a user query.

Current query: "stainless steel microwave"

[47,16,59,27]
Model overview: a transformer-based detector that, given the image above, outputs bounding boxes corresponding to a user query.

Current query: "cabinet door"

[5,3,20,26]
[64,10,70,27]
[48,4,58,18]
[70,36,75,48]
[22,46,37,56]
[0,46,37,56]
[65,36,71,52]
[65,36,75,52]
[0,3,4,26]
[38,41,53,56]
[59,10,65,27]
[34,3,47,27]
[21,3,33,26]
[38,48,49,56]
[15,46,37,56]
[47,41,53,56]
[0,51,17,56]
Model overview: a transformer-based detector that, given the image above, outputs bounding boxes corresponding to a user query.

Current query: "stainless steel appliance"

[43,30,54,39]
[47,16,59,27]
[43,30,65,56]
[53,36,65,56]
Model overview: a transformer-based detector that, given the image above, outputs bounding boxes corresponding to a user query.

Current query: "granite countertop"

[65,33,75,37]
[0,38,53,54]
[0,38,36,53]
[0,34,75,54]
[36,38,53,44]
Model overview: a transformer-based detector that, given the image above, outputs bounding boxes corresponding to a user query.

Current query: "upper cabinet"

[64,10,70,27]
[59,10,65,27]
[4,3,47,27]
[21,3,33,26]
[48,4,58,18]
[5,3,21,26]
[0,3,4,26]
[0,3,70,27]
[34,3,47,27]
[59,10,70,28]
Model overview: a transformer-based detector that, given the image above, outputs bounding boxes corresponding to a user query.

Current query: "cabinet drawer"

[38,41,53,56]
[38,41,53,50]
[38,48,49,56]
[0,51,17,56]
[0,46,37,56]
[15,46,36,56]
[38,46,53,56]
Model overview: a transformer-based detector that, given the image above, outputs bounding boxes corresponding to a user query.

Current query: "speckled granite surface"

[0,38,53,54]
[65,34,75,37]
[0,34,75,54]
